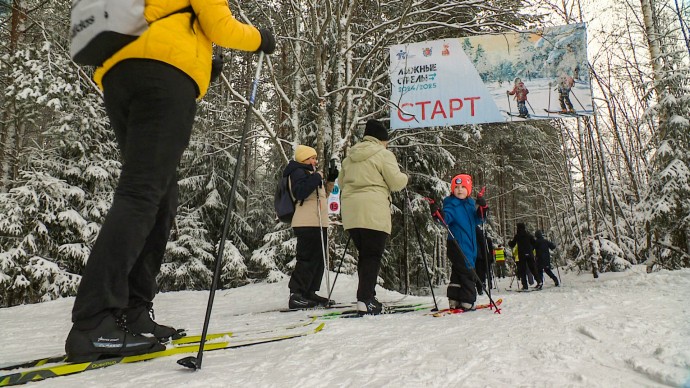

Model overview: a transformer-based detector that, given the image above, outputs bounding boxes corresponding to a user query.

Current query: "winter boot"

[458,302,476,312]
[65,313,165,363]
[306,291,335,307]
[289,292,319,309]
[448,299,461,309]
[124,304,184,341]
[535,283,543,290]
[357,298,383,315]
[555,279,560,287]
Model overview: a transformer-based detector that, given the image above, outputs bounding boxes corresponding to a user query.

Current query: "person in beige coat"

[340,119,408,315]
[284,145,336,309]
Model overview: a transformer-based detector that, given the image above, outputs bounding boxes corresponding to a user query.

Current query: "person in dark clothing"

[508,223,542,290]
[534,230,560,287]
[474,226,494,294]
[284,145,336,309]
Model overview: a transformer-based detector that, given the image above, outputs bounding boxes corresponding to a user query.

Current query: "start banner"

[389,23,592,129]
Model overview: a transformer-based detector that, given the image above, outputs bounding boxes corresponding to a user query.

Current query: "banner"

[389,23,593,129]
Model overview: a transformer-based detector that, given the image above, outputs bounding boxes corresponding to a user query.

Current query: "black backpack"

[274,176,296,223]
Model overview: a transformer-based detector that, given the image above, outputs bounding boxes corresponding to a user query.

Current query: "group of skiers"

[506,73,577,118]
[59,0,565,366]
[285,119,408,315]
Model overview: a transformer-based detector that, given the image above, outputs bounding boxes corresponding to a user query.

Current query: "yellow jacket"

[94,0,262,98]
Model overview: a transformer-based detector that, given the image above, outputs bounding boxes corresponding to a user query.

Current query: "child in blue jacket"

[443,174,486,310]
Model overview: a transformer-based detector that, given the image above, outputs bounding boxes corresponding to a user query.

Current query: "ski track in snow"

[1,266,689,387]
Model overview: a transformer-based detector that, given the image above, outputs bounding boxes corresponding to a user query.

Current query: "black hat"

[364,119,389,141]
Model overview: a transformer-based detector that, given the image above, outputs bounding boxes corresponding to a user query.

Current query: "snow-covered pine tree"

[0,43,118,306]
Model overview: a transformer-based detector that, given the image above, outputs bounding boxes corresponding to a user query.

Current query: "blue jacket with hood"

[443,195,484,269]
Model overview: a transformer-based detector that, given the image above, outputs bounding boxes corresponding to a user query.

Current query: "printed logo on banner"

[442,44,450,56]
[396,49,407,60]
[422,47,432,57]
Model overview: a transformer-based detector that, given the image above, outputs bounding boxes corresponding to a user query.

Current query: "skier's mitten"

[476,196,487,207]
[256,28,276,54]
[327,165,339,182]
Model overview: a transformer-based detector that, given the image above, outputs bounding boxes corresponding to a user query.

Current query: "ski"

[0,323,325,387]
[542,109,586,117]
[0,316,318,372]
[429,298,503,317]
[313,301,436,319]
[278,302,356,313]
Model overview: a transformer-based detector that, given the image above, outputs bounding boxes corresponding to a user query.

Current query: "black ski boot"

[124,304,184,341]
[306,291,335,307]
[357,298,383,315]
[289,293,319,309]
[65,313,165,363]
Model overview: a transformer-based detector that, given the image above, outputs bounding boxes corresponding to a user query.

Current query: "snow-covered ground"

[1,266,689,387]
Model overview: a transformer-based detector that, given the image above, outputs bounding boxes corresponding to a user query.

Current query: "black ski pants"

[289,227,327,295]
[538,264,559,285]
[72,60,196,327]
[517,254,541,289]
[447,241,477,304]
[348,228,388,302]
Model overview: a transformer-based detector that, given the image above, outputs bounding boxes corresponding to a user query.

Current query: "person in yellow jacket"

[340,119,408,315]
[67,0,275,362]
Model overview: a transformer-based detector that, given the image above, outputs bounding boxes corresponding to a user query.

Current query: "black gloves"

[210,55,224,82]
[476,196,487,207]
[257,28,276,55]
[327,160,339,182]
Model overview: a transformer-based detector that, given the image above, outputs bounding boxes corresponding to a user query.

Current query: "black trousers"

[517,254,541,289]
[289,227,327,295]
[348,228,388,302]
[72,60,196,326]
[447,241,477,304]
[538,265,559,284]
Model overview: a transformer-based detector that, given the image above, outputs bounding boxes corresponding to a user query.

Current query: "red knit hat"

[450,174,472,194]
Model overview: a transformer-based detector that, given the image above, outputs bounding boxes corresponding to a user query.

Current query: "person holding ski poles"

[339,119,408,315]
[506,77,530,118]
[442,174,487,311]
[284,145,337,309]
[66,0,275,362]
[509,223,541,290]
[534,230,560,287]
[556,73,575,114]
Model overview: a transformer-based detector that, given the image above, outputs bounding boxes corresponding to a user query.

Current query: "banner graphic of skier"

[389,23,593,129]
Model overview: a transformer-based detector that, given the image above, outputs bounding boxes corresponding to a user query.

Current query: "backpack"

[70,0,193,66]
[70,0,148,66]
[274,176,297,223]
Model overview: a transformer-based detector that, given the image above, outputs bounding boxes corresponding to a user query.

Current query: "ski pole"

[177,52,264,371]
[570,89,586,111]
[431,209,501,313]
[547,81,552,115]
[477,186,492,298]
[506,92,513,120]
[526,100,537,117]
[316,180,331,297]
[327,233,350,301]
[403,189,439,311]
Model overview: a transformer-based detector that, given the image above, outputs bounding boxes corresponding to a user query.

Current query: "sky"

[1,265,689,387]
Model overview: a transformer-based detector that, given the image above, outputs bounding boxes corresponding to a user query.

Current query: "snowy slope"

[1,266,689,388]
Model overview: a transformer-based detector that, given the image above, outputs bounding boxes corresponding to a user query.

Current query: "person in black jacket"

[284,145,336,309]
[508,223,542,290]
[534,230,560,287]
